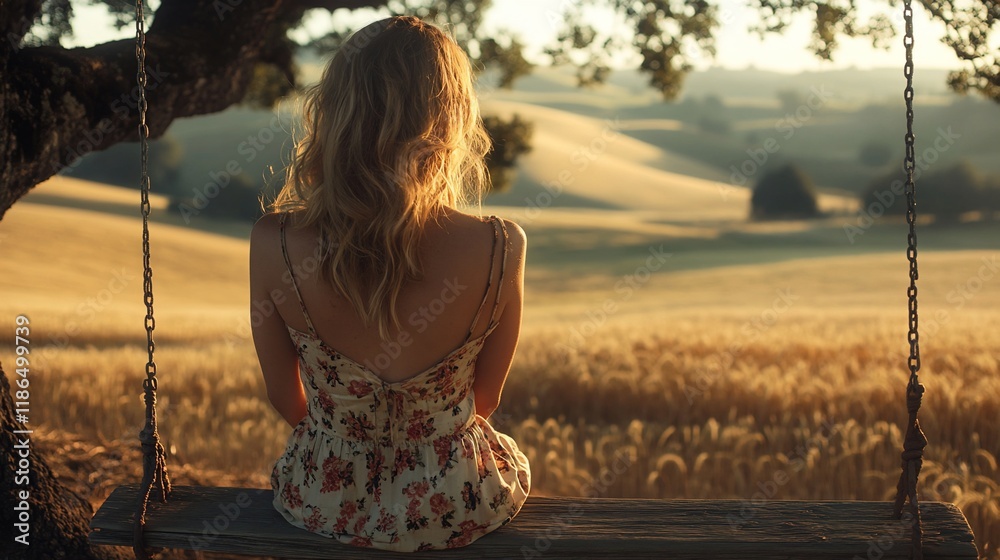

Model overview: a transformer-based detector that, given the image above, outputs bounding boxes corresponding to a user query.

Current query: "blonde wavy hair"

[269,15,492,342]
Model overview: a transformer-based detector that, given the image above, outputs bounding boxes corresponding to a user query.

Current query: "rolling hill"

[3,174,998,338]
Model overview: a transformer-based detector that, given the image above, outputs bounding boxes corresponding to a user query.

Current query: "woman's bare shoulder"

[249,212,317,275]
[251,211,282,232]
[445,213,525,307]
[442,208,524,239]
[251,211,316,245]
[499,217,526,257]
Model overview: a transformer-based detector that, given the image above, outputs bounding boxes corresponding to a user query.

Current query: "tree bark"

[0,0,388,221]
[1,362,130,560]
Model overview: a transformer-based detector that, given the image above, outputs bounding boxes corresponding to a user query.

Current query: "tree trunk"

[0,0,387,221]
[1,362,130,560]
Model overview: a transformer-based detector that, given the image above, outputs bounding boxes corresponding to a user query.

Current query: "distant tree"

[482,114,533,193]
[751,164,820,220]
[858,141,893,167]
[983,175,1000,219]
[923,160,987,223]
[776,89,806,113]
[697,115,731,135]
[861,166,908,217]
[168,173,264,223]
[861,160,986,222]
[64,135,185,195]
[702,94,725,111]
[478,36,535,89]
[677,95,700,110]
[983,177,1000,221]
[697,95,730,134]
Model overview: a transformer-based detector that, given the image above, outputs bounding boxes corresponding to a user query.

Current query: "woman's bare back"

[272,207,521,384]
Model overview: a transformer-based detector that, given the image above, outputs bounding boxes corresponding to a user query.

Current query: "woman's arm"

[249,213,308,428]
[472,219,526,419]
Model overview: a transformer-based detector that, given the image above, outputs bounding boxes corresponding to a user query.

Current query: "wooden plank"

[90,485,978,559]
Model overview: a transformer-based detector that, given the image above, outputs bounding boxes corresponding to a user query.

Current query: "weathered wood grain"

[89,485,978,559]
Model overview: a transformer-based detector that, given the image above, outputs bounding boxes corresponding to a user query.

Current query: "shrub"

[482,114,534,194]
[750,164,820,220]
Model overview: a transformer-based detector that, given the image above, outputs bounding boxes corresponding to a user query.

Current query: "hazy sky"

[481,0,965,72]
[65,1,966,73]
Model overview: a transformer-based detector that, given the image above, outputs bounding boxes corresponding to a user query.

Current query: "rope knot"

[900,429,928,459]
[905,382,924,413]
[139,422,160,445]
[138,422,158,450]
[901,382,927,462]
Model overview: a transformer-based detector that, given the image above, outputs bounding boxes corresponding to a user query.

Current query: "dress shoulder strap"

[279,213,318,337]
[485,216,509,329]
[465,215,508,342]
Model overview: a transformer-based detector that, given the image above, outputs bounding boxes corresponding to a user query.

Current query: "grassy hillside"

[6,176,1000,323]
[61,65,1000,227]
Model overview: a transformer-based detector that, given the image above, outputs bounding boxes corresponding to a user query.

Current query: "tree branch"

[0,0,389,220]
[0,0,43,57]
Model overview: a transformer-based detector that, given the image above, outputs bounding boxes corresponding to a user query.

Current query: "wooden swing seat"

[90,484,977,559]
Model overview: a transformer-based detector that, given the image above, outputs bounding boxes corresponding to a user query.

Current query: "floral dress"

[270,213,530,551]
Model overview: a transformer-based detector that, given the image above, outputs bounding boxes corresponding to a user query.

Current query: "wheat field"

[4,304,998,558]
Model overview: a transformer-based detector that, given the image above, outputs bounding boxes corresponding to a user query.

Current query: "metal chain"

[133,1,171,557]
[891,2,927,559]
[138,0,154,383]
[902,0,920,383]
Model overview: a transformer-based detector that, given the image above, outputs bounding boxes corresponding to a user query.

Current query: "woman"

[249,15,530,552]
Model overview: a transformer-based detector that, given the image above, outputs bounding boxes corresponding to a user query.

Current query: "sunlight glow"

[61,0,965,73]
